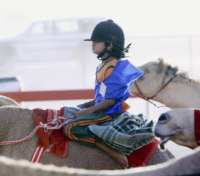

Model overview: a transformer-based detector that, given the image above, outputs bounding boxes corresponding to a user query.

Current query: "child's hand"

[72,114,78,118]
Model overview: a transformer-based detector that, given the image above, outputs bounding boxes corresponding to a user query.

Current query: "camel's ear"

[172,67,178,75]
[167,66,178,76]
[157,58,164,73]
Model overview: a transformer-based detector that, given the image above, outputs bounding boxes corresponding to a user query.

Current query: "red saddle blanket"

[195,109,200,145]
[33,107,158,166]
[127,138,159,167]
[33,107,69,158]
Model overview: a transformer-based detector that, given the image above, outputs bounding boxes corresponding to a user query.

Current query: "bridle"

[134,74,177,107]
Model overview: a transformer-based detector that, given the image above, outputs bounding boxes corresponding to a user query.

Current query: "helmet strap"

[97,43,112,61]
[97,48,111,61]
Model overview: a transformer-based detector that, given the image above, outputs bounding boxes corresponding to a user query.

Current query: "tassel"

[124,43,132,53]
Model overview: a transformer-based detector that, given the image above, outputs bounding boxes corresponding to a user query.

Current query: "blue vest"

[94,60,143,115]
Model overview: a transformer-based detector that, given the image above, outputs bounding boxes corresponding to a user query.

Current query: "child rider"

[63,19,143,168]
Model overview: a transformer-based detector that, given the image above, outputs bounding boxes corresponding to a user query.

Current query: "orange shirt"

[97,59,118,83]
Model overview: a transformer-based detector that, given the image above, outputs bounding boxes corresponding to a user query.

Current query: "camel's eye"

[158,113,169,123]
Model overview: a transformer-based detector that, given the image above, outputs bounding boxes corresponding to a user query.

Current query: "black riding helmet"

[85,20,128,60]
[84,19,125,50]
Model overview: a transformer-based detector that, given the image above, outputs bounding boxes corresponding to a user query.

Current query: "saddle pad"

[127,138,159,167]
[33,107,69,158]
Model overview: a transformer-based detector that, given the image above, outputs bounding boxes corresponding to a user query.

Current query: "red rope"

[133,75,177,108]
[0,120,69,145]
[0,125,43,145]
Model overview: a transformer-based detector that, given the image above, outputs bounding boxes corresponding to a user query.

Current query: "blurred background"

[0,0,199,157]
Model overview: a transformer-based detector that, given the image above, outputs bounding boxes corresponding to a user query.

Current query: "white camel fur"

[154,108,198,149]
[131,58,200,108]
[0,95,19,107]
[0,147,199,176]
[0,106,173,170]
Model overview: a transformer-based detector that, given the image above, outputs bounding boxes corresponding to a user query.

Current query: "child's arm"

[72,99,115,118]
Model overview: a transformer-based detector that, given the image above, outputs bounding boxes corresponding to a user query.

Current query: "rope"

[133,75,177,108]
[0,118,69,145]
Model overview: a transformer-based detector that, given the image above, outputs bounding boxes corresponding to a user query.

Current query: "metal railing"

[0,89,96,102]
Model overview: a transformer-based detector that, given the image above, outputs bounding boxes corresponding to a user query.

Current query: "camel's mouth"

[155,133,174,150]
[155,129,181,150]
[159,137,170,150]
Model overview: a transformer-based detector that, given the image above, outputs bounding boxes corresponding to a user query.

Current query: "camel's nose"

[158,113,169,123]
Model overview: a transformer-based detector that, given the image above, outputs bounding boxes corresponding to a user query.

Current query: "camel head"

[131,58,178,97]
[154,108,197,149]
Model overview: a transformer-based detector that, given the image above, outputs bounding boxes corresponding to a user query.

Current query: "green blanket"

[89,112,154,155]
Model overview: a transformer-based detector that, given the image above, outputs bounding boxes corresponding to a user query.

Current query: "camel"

[131,58,200,108]
[0,147,199,176]
[154,108,200,149]
[0,95,20,107]
[153,108,200,176]
[0,106,173,170]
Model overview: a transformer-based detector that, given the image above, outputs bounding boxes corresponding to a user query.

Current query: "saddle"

[33,107,69,158]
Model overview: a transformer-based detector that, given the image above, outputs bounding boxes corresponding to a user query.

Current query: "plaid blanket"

[89,112,154,155]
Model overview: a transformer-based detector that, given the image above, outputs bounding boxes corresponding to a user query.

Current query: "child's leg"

[63,109,112,147]
[63,107,129,168]
[96,142,128,169]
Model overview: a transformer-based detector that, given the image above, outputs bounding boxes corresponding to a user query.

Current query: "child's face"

[92,42,105,55]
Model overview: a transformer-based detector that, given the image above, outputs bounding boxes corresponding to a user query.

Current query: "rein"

[0,117,70,146]
[134,75,177,107]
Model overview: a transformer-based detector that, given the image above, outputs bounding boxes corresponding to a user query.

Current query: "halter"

[134,74,177,107]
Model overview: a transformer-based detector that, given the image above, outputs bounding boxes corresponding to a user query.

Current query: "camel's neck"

[153,77,200,109]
